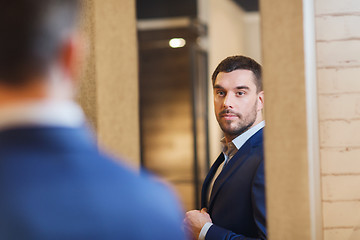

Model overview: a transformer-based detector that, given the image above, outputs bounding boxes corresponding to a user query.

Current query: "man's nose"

[223,94,234,108]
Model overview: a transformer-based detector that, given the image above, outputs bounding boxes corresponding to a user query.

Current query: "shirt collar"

[221,120,265,152]
[0,100,85,131]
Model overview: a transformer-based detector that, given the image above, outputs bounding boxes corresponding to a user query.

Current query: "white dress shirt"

[198,121,265,240]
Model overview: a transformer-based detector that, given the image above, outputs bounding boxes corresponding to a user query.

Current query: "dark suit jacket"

[0,126,186,240]
[201,129,266,240]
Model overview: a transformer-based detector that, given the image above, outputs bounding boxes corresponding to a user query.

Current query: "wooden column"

[260,0,322,239]
[78,0,140,166]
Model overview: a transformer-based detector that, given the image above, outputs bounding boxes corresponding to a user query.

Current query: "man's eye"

[236,92,245,96]
[217,91,225,96]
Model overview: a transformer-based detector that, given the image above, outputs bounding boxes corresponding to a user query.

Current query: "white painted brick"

[350,227,360,240]
[318,94,360,120]
[322,201,360,227]
[315,0,360,15]
[318,68,360,94]
[321,148,360,174]
[324,228,356,240]
[316,40,360,68]
[316,15,360,41]
[316,1,360,237]
[320,120,360,147]
[349,227,360,240]
[322,175,360,200]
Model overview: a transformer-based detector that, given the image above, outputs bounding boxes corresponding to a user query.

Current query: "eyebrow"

[213,85,223,89]
[235,86,250,90]
[213,84,250,90]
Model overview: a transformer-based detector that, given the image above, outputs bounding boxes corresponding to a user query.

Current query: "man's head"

[212,56,264,142]
[0,0,80,86]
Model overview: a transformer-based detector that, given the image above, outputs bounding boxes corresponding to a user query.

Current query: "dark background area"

[136,0,258,19]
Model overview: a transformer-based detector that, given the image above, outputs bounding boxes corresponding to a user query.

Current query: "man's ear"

[257,91,264,111]
[59,32,83,83]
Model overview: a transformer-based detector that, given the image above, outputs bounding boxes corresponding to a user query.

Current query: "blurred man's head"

[0,0,81,86]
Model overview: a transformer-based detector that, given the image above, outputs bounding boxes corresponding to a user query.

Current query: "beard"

[217,102,258,139]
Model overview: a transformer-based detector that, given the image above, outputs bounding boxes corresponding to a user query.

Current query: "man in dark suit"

[0,1,186,239]
[184,56,266,240]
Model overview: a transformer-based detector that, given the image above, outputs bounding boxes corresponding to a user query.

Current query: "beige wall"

[78,0,140,166]
[261,0,317,239]
[243,13,262,64]
[315,0,360,239]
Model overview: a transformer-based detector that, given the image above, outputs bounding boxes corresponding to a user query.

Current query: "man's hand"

[184,208,212,240]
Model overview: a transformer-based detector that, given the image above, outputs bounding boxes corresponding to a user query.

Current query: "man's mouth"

[220,113,238,120]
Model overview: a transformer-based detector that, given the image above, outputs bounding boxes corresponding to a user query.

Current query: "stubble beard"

[217,103,258,140]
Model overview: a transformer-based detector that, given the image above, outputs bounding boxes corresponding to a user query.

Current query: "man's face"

[213,69,264,141]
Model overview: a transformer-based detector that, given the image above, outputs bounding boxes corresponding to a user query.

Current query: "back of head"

[0,0,80,86]
[212,55,262,92]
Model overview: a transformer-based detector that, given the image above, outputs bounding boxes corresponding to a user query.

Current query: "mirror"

[136,0,261,211]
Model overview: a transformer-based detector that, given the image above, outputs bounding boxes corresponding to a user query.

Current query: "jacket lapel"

[208,129,264,211]
[201,153,225,209]
[208,142,251,210]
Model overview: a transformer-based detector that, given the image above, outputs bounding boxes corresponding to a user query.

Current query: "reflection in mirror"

[136,0,261,213]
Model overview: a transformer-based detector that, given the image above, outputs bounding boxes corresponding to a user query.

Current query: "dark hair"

[211,55,262,92]
[0,0,80,85]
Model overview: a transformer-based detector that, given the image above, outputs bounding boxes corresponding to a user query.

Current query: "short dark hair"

[0,0,80,85]
[212,55,262,92]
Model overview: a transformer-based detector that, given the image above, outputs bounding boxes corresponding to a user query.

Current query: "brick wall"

[315,0,360,239]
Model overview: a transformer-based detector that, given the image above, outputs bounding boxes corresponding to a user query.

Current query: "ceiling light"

[169,38,186,48]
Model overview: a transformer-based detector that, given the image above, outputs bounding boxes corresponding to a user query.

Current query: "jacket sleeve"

[205,161,267,240]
